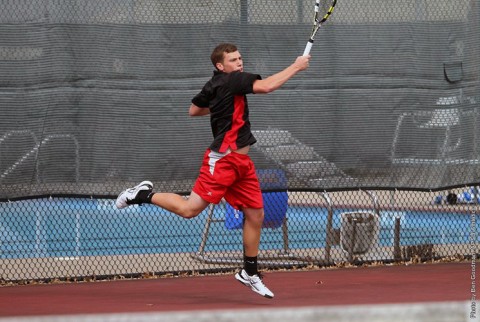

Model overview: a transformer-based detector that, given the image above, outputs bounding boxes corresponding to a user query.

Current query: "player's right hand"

[295,55,310,71]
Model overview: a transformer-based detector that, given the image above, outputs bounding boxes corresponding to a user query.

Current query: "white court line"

[0,301,477,322]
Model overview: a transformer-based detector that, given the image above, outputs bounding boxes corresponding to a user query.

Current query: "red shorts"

[192,149,263,210]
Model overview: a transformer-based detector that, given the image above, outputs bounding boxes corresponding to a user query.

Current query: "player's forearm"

[253,56,310,94]
[189,104,210,116]
[254,64,301,93]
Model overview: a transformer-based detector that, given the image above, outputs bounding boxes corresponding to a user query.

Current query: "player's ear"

[216,62,224,71]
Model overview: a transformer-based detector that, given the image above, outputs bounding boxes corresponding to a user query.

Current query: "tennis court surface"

[0,261,477,322]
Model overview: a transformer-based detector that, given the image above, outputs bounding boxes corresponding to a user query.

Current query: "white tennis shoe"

[235,269,274,299]
[115,181,153,209]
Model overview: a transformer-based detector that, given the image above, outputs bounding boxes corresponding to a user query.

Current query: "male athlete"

[116,43,310,298]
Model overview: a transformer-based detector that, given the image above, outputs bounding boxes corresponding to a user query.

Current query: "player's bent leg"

[150,190,209,219]
[116,182,209,219]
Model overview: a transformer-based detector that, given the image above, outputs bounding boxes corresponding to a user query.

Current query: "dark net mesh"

[0,0,478,282]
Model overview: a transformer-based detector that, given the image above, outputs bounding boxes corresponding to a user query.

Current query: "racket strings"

[316,0,336,25]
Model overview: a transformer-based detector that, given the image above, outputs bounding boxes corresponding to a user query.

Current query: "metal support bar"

[196,203,218,257]
[393,216,402,261]
[320,191,334,265]
[346,218,358,263]
[363,190,380,218]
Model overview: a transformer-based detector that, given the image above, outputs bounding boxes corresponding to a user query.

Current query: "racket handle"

[303,41,313,56]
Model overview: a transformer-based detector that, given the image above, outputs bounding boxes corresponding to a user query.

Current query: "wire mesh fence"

[1,189,478,283]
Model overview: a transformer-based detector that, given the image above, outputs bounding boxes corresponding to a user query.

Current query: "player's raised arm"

[253,55,310,94]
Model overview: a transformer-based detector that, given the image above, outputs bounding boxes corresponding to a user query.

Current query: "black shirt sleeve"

[227,72,262,95]
[191,88,210,108]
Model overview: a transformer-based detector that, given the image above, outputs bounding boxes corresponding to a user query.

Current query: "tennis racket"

[303,0,337,56]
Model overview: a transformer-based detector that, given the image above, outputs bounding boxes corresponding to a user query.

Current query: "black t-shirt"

[192,70,262,153]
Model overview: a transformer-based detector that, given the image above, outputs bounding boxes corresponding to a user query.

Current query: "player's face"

[217,51,243,73]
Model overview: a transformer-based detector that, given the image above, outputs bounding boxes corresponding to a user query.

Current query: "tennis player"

[116,43,310,298]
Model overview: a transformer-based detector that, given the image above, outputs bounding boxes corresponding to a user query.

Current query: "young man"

[116,43,310,299]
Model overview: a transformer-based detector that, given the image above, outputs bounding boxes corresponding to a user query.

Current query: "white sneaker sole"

[115,181,153,209]
[235,272,274,299]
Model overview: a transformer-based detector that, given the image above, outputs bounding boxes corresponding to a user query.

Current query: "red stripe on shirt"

[219,95,245,153]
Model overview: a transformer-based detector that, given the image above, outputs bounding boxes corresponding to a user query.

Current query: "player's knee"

[244,209,264,226]
[255,211,264,223]
[181,207,202,219]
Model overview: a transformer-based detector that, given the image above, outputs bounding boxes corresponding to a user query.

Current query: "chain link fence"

[1,189,478,283]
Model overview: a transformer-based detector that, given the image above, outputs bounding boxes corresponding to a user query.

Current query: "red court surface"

[0,262,476,320]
